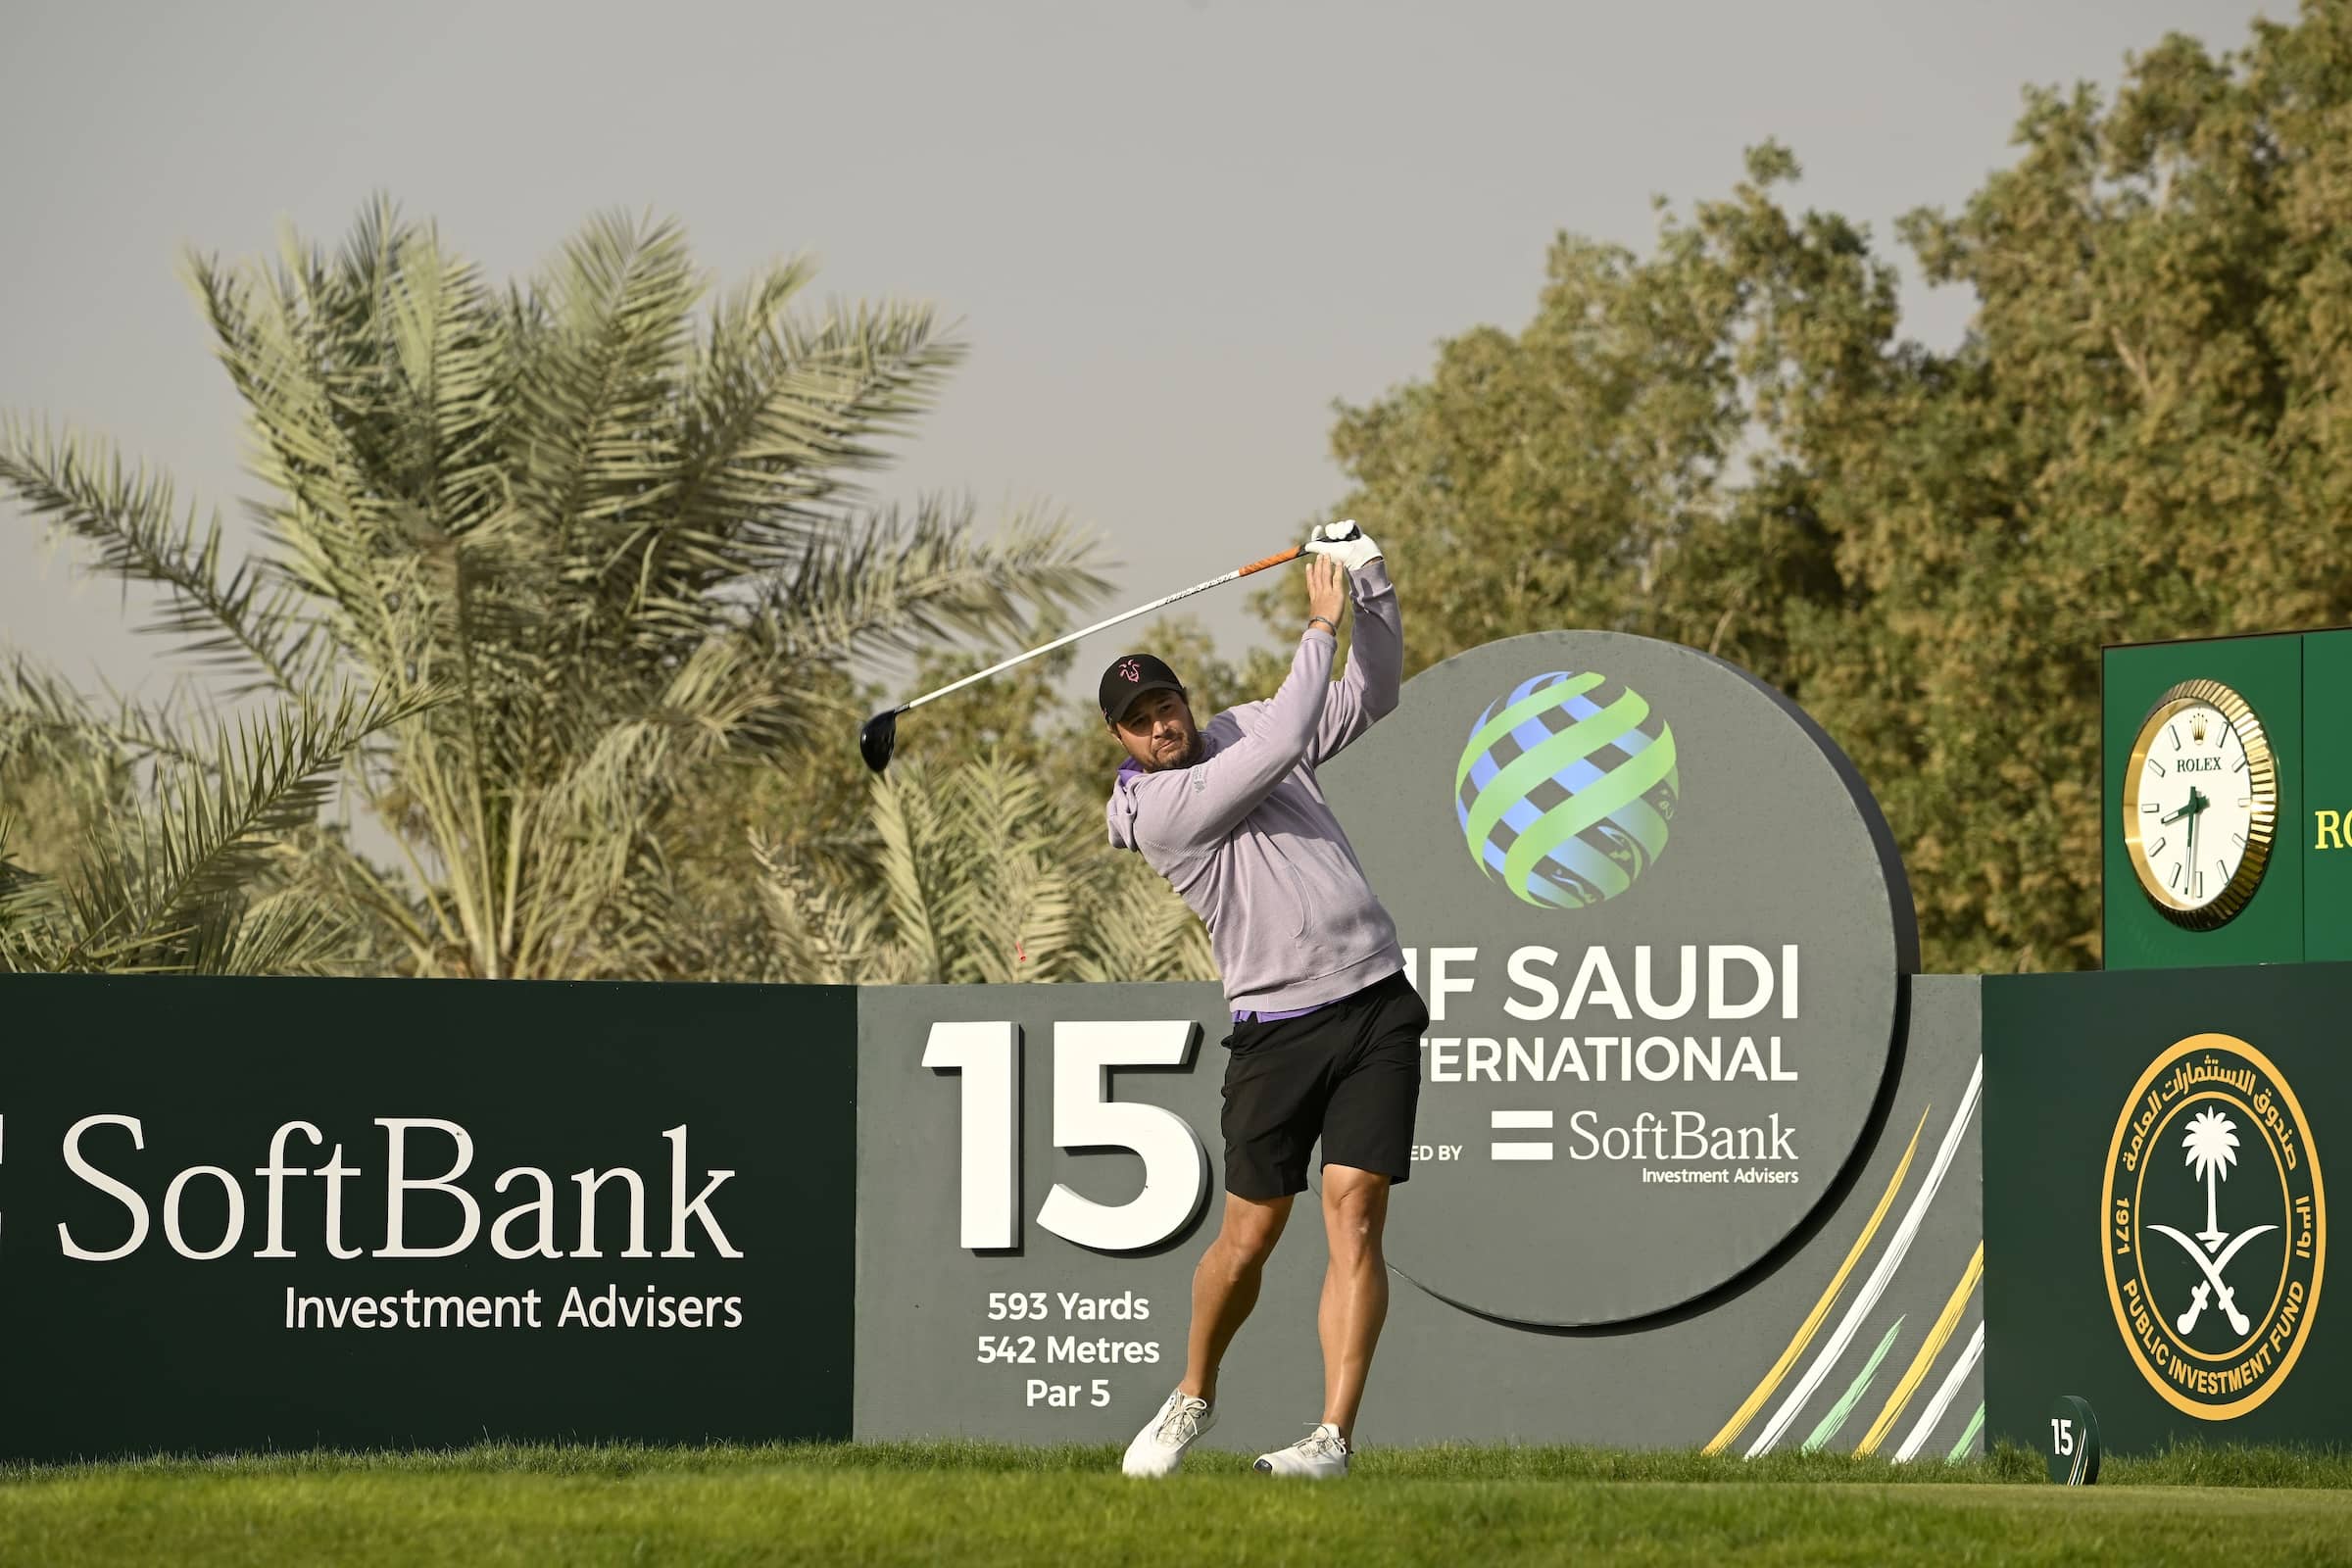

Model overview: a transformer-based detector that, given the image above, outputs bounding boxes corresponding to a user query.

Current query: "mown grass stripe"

[3,1437,2349,1488]
[1,1443,2349,1568]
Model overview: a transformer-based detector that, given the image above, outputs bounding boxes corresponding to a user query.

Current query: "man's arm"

[1307,558,1400,767]
[1137,628,1337,856]
[1137,547,1354,858]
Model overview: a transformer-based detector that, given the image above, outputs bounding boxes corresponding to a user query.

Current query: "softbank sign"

[45,1116,754,1336]
[1318,631,1918,1329]
[0,983,853,1462]
[55,1117,741,1262]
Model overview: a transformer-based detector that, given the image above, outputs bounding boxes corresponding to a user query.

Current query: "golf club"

[858,525,1355,772]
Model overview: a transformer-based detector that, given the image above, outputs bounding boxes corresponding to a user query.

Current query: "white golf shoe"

[1253,1422,1350,1479]
[1122,1390,1215,1478]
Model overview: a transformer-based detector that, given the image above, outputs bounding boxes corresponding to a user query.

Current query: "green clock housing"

[2102,629,2352,968]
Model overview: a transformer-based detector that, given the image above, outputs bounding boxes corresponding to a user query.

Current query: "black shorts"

[1217,969,1429,1200]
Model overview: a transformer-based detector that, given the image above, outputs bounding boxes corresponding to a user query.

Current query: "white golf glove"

[1303,519,1383,571]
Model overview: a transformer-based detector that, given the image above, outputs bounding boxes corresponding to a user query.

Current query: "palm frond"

[260,820,445,977]
[668,290,963,562]
[931,755,1078,984]
[187,217,515,689]
[867,760,949,983]
[46,681,438,973]
[0,812,70,968]
[758,750,1211,988]
[513,210,700,553]
[0,417,326,695]
[0,652,208,775]
[748,831,895,985]
[779,498,1109,666]
[1064,853,1216,984]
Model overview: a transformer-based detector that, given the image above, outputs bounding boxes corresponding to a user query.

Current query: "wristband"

[1306,615,1338,636]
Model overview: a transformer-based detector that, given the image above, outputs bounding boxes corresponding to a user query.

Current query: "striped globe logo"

[1454,671,1681,908]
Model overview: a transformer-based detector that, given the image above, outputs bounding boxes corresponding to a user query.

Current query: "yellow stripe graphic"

[1854,1241,1984,1456]
[1701,1106,1930,1455]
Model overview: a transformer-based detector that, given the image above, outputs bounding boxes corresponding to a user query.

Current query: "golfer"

[1103,520,1424,1481]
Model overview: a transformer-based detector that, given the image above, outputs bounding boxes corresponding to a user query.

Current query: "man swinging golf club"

[1103,519,1424,1481]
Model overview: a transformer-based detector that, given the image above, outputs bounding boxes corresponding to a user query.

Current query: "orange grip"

[1236,544,1306,577]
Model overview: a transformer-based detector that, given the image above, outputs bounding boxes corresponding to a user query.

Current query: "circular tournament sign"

[1320,631,1915,1327]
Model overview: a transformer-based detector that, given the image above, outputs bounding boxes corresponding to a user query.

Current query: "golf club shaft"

[896,544,1306,715]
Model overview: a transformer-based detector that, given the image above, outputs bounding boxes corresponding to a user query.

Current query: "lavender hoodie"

[1105,559,1405,1013]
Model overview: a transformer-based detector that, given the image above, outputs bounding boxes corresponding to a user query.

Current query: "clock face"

[2121,680,2278,929]
[2133,704,2250,902]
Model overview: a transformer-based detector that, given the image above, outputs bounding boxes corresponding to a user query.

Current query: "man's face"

[1110,689,1201,771]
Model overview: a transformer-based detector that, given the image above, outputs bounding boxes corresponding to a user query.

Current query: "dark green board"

[1984,965,2341,1453]
[0,974,858,1463]
[2300,630,2352,962]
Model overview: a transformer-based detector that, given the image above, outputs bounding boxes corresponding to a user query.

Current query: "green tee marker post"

[2046,1396,2103,1485]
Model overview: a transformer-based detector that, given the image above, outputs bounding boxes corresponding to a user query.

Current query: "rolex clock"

[2120,679,2278,928]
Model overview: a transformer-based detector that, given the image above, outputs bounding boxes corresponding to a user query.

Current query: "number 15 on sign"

[2045,1395,2102,1486]
[923,1020,1210,1253]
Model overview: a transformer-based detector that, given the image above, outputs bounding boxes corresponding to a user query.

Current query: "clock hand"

[2160,787,2212,826]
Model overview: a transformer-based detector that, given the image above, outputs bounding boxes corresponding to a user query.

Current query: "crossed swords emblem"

[2148,1106,2275,1338]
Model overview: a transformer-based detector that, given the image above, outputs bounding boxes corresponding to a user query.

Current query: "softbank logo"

[53,1117,742,1263]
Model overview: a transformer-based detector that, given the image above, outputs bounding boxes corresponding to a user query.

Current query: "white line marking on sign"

[1491,1143,1555,1161]
[1491,1109,1555,1129]
[1893,1320,1984,1463]
[1747,1055,1984,1458]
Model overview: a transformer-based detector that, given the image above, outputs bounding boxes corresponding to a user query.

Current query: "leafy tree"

[750,752,1212,986]
[2,201,1107,979]
[1266,0,2352,975]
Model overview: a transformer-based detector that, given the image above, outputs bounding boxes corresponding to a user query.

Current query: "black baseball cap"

[1099,653,1185,724]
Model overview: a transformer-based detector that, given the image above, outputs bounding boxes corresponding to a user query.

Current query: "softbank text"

[55,1117,742,1262]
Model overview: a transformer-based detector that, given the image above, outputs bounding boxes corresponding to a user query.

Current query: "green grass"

[3,1441,2348,1566]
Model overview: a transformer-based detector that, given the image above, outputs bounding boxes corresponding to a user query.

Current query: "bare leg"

[1317,1164,1393,1441]
[1179,1192,1293,1404]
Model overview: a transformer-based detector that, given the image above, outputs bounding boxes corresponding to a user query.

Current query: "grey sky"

[1,0,2275,713]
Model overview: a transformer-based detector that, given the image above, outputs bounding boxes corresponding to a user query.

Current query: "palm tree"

[2182,1105,2239,1249]
[1,200,1106,978]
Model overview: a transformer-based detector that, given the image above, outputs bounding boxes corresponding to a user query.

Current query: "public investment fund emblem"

[1453,671,1679,908]
[2102,1034,2325,1419]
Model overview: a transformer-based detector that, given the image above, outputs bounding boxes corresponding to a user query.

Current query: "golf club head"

[858,710,900,774]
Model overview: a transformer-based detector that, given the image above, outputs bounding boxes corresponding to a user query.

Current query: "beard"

[1142,730,1203,772]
